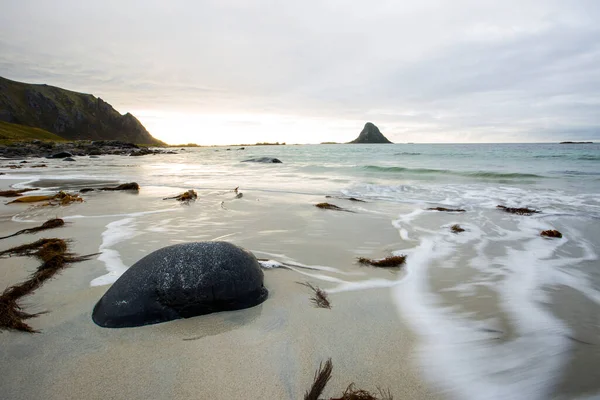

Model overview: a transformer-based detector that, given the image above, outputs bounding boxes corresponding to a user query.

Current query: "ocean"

[2,142,600,399]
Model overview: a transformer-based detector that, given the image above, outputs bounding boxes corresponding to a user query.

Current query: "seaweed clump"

[298,282,331,309]
[0,238,96,332]
[496,205,539,215]
[0,188,36,197]
[315,203,352,212]
[7,191,83,206]
[304,358,333,400]
[541,229,562,238]
[304,358,393,400]
[0,218,65,240]
[450,224,465,233]
[357,255,406,268]
[427,207,466,212]
[325,195,366,203]
[163,189,198,202]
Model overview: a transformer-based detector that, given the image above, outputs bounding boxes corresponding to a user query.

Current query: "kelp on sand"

[357,255,406,268]
[0,218,65,240]
[0,238,96,332]
[304,358,393,400]
[298,281,331,309]
[7,191,83,206]
[163,189,198,202]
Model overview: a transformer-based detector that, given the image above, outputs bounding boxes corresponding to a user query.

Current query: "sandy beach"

[0,174,438,400]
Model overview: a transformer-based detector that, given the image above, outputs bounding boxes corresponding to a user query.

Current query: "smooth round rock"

[92,242,268,328]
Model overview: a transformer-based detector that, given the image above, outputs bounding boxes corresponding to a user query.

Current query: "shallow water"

[1,143,599,399]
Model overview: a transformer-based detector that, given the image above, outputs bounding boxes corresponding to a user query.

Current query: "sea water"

[3,142,600,399]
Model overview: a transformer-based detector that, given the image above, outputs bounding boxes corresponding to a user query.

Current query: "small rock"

[242,157,282,163]
[63,157,76,162]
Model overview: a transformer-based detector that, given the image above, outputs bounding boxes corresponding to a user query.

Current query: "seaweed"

[325,196,366,203]
[331,384,393,400]
[427,207,466,212]
[450,224,465,233]
[100,182,140,191]
[304,359,393,400]
[79,188,95,193]
[298,281,331,309]
[7,191,83,206]
[0,238,97,332]
[0,219,65,240]
[163,189,198,202]
[357,255,406,268]
[315,203,353,212]
[496,205,539,215]
[0,188,36,197]
[541,229,562,238]
[304,358,333,400]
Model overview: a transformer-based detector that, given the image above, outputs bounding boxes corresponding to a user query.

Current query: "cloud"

[1,0,599,143]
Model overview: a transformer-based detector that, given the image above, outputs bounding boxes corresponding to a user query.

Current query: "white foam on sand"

[90,218,138,287]
[389,207,600,400]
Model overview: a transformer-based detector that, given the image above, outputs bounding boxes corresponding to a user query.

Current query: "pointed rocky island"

[349,122,393,144]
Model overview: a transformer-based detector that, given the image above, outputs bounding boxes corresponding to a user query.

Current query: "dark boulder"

[49,151,73,159]
[242,157,283,163]
[63,157,76,162]
[92,242,268,328]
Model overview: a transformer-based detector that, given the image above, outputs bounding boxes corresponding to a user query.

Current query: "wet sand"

[0,178,439,400]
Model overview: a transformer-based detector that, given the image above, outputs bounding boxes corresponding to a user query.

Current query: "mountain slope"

[0,120,66,142]
[349,122,393,144]
[0,76,164,145]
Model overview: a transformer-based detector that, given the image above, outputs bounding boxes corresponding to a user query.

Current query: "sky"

[1,0,599,145]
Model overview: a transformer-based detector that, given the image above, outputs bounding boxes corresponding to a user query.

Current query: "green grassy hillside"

[0,120,66,142]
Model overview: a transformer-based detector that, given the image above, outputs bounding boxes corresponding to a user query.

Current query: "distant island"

[349,122,392,144]
[559,141,594,144]
[0,76,164,145]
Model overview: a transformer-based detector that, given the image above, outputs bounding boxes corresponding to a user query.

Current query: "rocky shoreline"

[0,140,176,159]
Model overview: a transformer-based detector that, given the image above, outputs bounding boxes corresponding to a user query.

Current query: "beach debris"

[0,188,36,197]
[357,255,406,268]
[99,182,140,191]
[496,205,539,215]
[541,229,562,238]
[235,192,243,199]
[0,238,97,332]
[233,186,239,193]
[304,359,393,400]
[0,218,65,240]
[450,224,465,233]
[79,188,95,193]
[163,189,198,202]
[7,191,83,206]
[241,157,282,163]
[427,207,466,212]
[30,164,47,168]
[304,358,333,400]
[7,194,55,203]
[325,195,366,203]
[298,281,331,309]
[315,202,352,212]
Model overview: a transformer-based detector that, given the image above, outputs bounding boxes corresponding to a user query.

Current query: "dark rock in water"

[63,157,76,162]
[349,122,393,144]
[242,157,283,163]
[100,182,140,191]
[49,151,73,159]
[92,242,268,328]
[89,155,100,158]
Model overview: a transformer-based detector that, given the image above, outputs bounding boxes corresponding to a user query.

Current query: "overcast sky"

[1,0,599,144]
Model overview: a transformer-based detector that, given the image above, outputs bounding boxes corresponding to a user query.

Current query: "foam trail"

[90,218,137,286]
[393,225,572,400]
